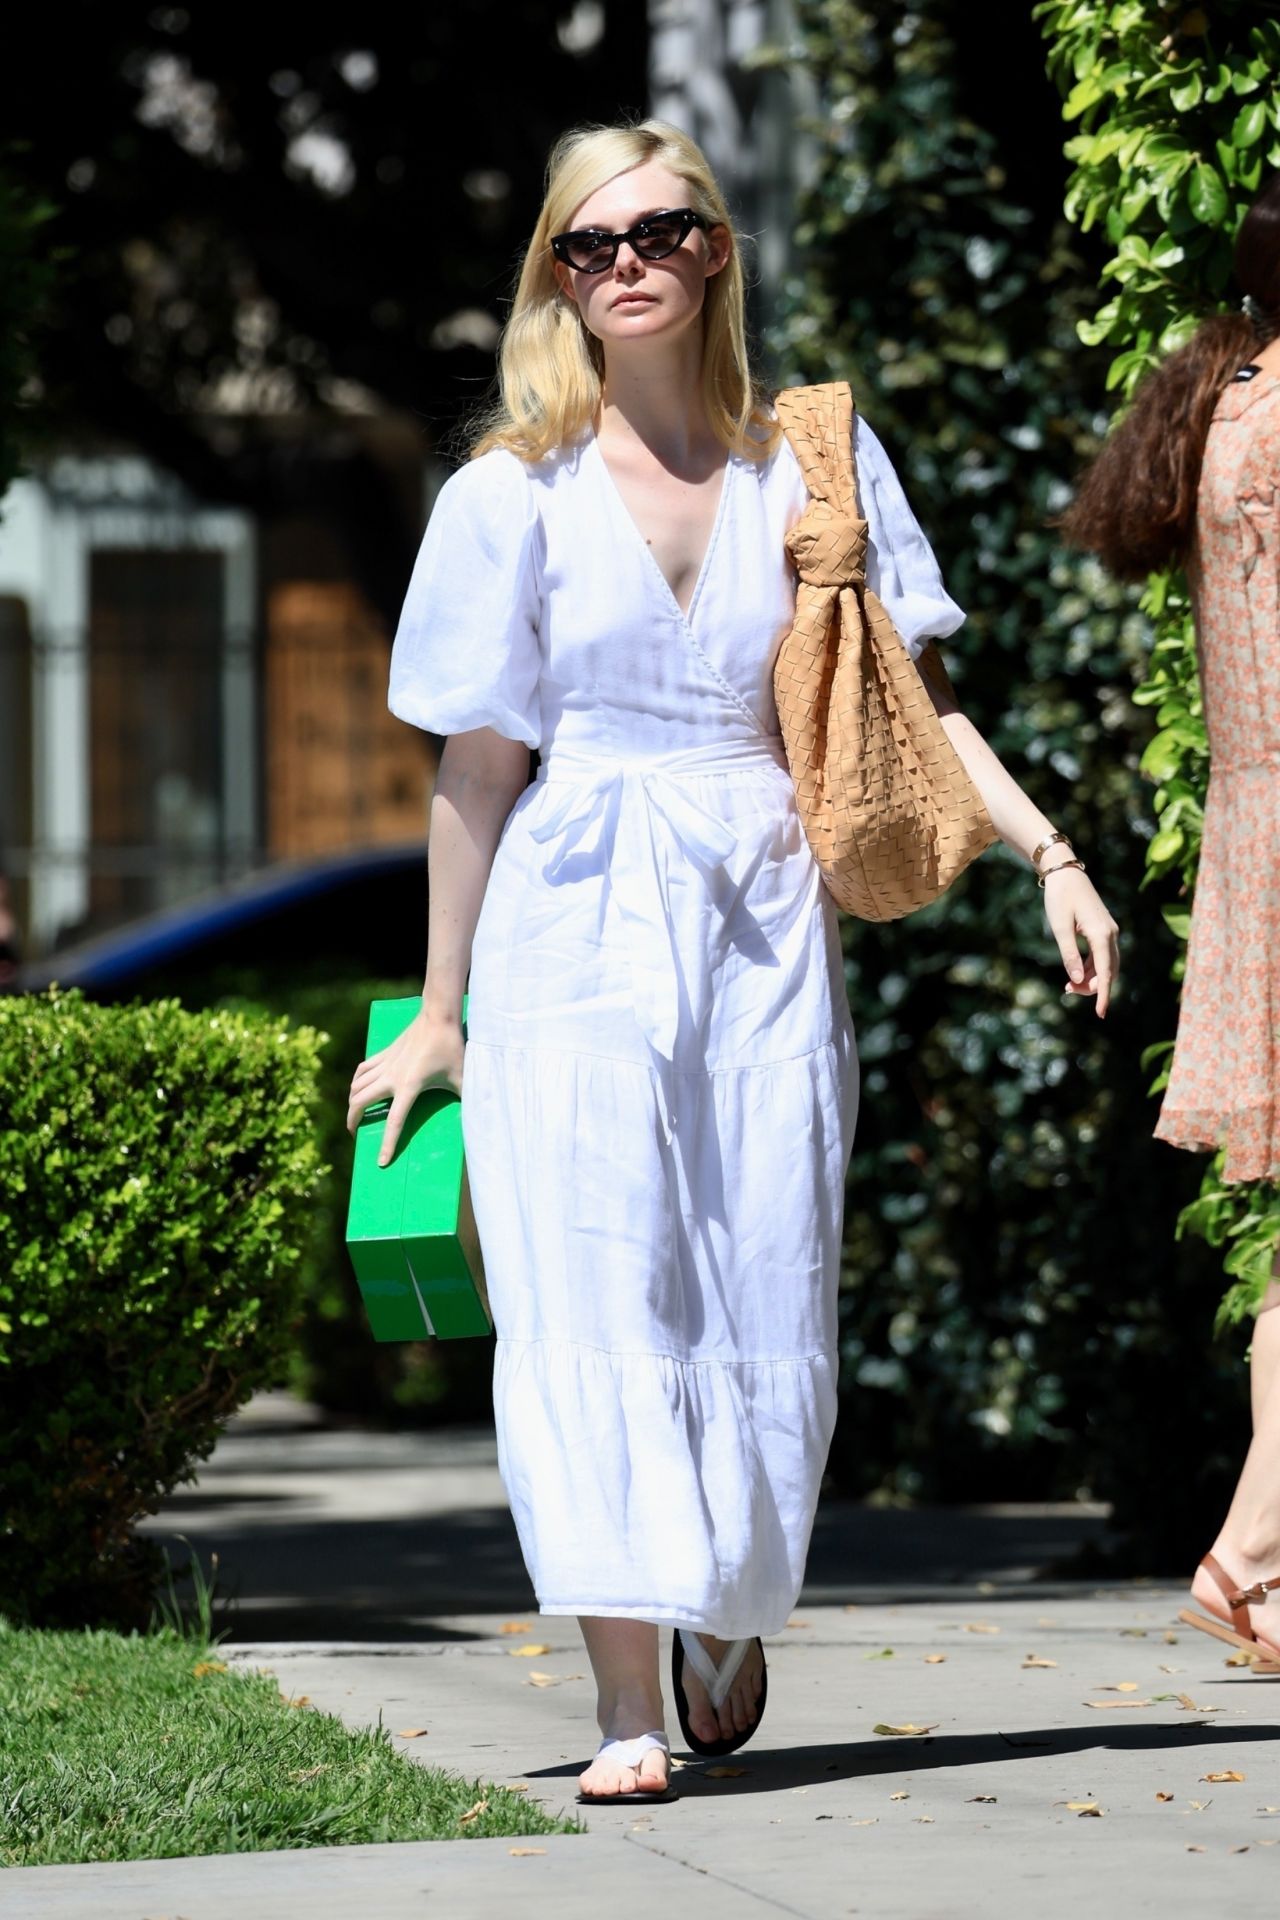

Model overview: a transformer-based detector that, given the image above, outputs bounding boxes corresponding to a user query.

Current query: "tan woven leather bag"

[772,380,997,921]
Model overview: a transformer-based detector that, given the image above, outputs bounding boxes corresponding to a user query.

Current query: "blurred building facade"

[0,418,435,959]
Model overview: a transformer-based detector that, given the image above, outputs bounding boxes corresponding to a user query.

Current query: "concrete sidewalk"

[9,1399,1280,1917]
[11,1597,1280,1917]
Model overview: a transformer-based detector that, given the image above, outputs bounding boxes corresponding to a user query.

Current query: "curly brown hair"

[1058,173,1280,581]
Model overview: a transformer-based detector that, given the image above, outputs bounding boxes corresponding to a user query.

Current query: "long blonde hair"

[468,118,782,464]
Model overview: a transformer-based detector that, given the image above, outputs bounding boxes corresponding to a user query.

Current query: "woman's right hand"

[346,1007,466,1166]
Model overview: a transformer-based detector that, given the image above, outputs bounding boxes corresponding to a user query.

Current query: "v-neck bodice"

[586,431,736,629]
[509,431,803,762]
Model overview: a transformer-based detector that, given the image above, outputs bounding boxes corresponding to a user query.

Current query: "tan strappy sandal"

[1178,1553,1280,1672]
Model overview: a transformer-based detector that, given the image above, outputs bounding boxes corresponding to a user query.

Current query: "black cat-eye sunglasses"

[550,207,710,275]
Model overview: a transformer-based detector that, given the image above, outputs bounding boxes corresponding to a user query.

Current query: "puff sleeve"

[854,414,965,662]
[388,449,543,748]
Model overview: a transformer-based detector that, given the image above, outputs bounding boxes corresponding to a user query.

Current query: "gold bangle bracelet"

[1030,830,1072,870]
[1037,857,1086,889]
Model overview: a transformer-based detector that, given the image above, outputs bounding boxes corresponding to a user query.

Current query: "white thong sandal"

[575,1729,679,1804]
[671,1630,768,1757]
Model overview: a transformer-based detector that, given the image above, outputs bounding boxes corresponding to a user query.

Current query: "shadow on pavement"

[527,1716,1280,1792]
[144,1491,1119,1645]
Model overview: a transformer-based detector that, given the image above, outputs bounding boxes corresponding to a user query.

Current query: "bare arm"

[346,727,531,1159]
[915,643,1121,1016]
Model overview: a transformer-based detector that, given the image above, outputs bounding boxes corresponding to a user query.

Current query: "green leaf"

[1147,827,1186,864]
[1187,162,1228,225]
[1169,71,1202,112]
[1232,99,1268,148]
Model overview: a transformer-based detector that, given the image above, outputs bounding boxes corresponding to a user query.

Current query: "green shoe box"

[344,995,490,1341]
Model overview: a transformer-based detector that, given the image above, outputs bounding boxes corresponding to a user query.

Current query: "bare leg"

[1248,1275,1280,1428]
[1190,1259,1280,1646]
[677,1633,766,1744]
[575,1617,670,1797]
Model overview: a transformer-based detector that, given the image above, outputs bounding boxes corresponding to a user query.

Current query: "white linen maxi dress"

[388,409,963,1638]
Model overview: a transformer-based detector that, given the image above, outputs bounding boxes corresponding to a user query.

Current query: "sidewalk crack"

[623,1831,817,1918]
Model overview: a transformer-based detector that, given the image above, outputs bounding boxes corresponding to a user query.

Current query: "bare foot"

[679,1634,764,1744]
[578,1734,671,1799]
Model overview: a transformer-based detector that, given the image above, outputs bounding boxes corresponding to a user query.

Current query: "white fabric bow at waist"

[527,755,745,1139]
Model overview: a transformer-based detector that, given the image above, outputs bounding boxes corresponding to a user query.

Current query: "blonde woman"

[347,118,1120,1803]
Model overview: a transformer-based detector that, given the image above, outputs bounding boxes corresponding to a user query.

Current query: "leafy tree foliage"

[0,5,648,625]
[1039,0,1280,1322]
[0,158,62,511]
[760,0,1246,1554]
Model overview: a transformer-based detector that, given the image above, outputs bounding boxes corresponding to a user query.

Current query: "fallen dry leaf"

[924,1654,947,1665]
[1098,1681,1140,1692]
[706,1765,750,1778]
[1225,1651,1255,1667]
[850,1817,879,1826]
[843,1603,860,1612]
[1119,1628,1148,1638]
[1022,1656,1057,1669]
[786,1617,811,1628]
[525,1674,561,1688]
[915,1815,935,1824]
[1064,1801,1100,1813]
[458,1797,489,1825]
[499,1621,531,1634]
[889,1791,910,1801]
[873,1723,939,1737]
[281,1694,312,1709]
[864,1647,896,1660]
[1082,1699,1152,1710]
[396,1727,429,1739]
[192,1660,227,1677]
[1201,1771,1245,1784]
[1259,1806,1280,1814]
[1156,1791,1174,1802]
[963,1623,1000,1635]
[505,1783,530,1792]
[1163,1631,1179,1644]
[509,1644,553,1658]
[1175,1693,1224,1713]
[288,1765,329,1781]
[968,1795,997,1804]
[1036,1617,1058,1628]
[1187,1801,1210,1812]
[1186,1844,1206,1853]
[509,1847,546,1857]
[1158,1665,1183,1675]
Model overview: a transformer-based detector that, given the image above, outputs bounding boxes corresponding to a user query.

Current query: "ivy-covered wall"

[760,0,1248,1559]
[1038,0,1280,1323]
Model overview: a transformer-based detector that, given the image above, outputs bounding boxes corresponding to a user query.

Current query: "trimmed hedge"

[0,988,326,1627]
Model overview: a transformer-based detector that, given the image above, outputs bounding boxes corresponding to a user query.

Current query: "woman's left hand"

[1040,865,1120,1016]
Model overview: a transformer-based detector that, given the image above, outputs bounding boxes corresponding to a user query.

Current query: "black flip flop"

[670,1630,768,1758]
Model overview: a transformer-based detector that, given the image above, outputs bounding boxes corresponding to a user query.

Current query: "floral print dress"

[1154,364,1280,1183]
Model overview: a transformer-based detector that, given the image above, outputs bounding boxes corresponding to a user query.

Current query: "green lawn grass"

[0,1619,581,1866]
